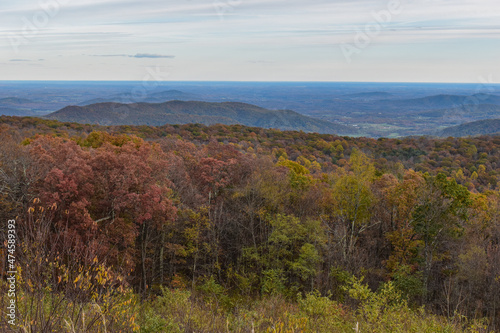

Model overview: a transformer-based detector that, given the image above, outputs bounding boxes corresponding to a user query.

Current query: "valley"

[2,81,500,138]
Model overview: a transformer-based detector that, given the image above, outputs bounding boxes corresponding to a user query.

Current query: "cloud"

[133,53,174,59]
[10,59,29,61]
[1,0,499,81]
[90,53,175,59]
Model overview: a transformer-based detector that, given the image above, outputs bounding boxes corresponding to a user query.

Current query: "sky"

[0,0,499,82]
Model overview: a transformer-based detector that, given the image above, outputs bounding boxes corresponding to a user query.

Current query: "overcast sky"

[1,0,499,82]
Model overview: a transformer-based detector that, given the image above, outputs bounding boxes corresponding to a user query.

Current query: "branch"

[94,216,112,224]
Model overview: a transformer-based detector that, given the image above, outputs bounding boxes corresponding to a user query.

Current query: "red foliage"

[29,136,176,274]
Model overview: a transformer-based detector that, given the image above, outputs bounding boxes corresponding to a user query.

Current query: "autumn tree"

[27,135,177,293]
[325,149,376,270]
[411,173,471,302]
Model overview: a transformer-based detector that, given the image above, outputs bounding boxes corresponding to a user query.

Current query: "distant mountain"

[78,90,200,106]
[78,98,113,106]
[439,119,500,137]
[0,97,35,105]
[471,93,500,105]
[46,101,358,135]
[340,92,394,100]
[0,98,38,116]
[415,104,500,119]
[145,90,200,102]
[382,94,500,111]
[0,107,37,116]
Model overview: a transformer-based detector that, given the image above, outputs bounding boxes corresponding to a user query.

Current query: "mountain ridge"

[77,90,201,106]
[46,100,358,135]
[388,93,500,109]
[439,118,500,137]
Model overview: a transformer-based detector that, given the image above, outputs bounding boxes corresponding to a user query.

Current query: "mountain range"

[45,100,358,135]
[77,90,201,106]
[374,94,500,112]
[439,119,500,137]
[2,81,500,138]
[339,92,394,100]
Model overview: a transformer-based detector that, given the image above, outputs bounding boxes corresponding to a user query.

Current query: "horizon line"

[0,80,499,85]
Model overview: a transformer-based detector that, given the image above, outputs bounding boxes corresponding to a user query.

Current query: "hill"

[439,118,500,137]
[0,96,38,116]
[146,90,200,102]
[340,92,394,100]
[415,104,500,119]
[46,100,358,135]
[0,97,35,105]
[1,115,500,332]
[381,93,500,111]
[0,107,37,116]
[0,97,36,116]
[0,97,55,116]
[78,90,201,105]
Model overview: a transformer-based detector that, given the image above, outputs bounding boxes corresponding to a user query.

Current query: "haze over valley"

[1,81,500,137]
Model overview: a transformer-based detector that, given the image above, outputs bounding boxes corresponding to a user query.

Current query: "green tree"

[328,149,376,265]
[412,173,471,296]
[242,214,325,295]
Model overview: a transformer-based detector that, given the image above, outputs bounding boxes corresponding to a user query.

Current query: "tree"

[242,214,325,295]
[411,173,471,299]
[327,149,376,267]
[27,135,177,293]
[383,171,425,277]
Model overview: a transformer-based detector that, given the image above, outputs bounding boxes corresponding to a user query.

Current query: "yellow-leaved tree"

[328,149,376,267]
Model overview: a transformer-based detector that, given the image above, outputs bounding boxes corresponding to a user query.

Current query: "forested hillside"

[1,116,499,332]
[440,118,500,137]
[45,101,357,135]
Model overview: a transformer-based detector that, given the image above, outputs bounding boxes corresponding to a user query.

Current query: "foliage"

[1,121,500,331]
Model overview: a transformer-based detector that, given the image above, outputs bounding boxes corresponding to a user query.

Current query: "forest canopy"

[0,116,499,332]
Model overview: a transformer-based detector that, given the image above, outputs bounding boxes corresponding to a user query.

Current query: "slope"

[439,119,500,137]
[45,100,358,135]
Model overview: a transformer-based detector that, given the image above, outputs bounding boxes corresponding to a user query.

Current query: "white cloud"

[90,53,175,59]
[1,0,499,81]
